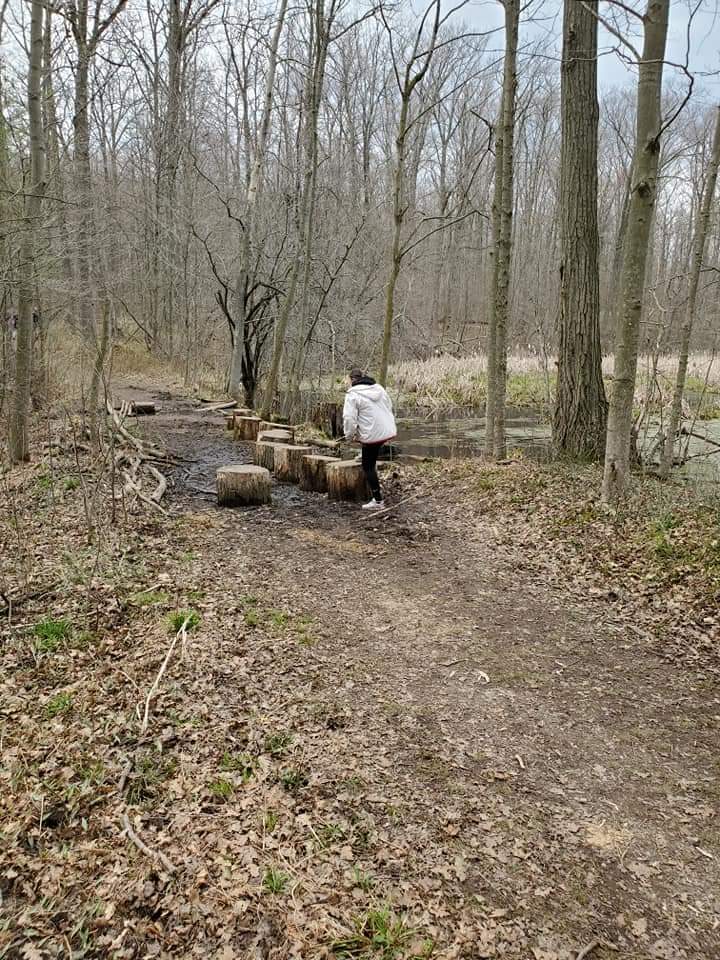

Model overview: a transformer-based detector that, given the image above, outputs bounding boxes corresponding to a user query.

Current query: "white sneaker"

[362,499,384,510]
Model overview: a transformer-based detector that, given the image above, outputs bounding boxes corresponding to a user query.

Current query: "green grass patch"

[208,778,234,800]
[220,752,256,782]
[45,691,73,718]
[33,617,73,653]
[167,609,201,632]
[262,867,289,894]
[265,732,293,756]
[131,589,170,607]
[332,906,423,959]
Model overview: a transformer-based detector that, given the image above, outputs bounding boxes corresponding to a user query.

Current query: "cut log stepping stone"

[273,444,313,483]
[300,454,339,493]
[326,459,371,502]
[129,401,156,415]
[234,416,262,441]
[254,440,292,472]
[216,465,271,506]
[258,420,295,440]
[257,429,293,444]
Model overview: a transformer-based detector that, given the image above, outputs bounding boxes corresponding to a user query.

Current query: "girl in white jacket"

[342,367,397,508]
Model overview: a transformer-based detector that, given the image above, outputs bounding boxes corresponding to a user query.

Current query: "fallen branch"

[576,941,600,960]
[360,490,423,521]
[140,618,189,735]
[198,400,236,412]
[121,813,176,874]
[0,584,57,618]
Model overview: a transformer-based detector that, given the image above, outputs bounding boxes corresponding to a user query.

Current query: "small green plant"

[280,767,308,793]
[33,617,73,653]
[265,732,293,756]
[244,608,260,627]
[167,609,201,633]
[332,906,415,959]
[262,867,289,894]
[45,691,73,718]
[351,867,376,892]
[208,778,234,800]
[220,752,256,782]
[263,809,279,833]
[317,822,346,847]
[131,589,169,607]
[126,752,177,805]
[62,476,80,492]
[36,473,54,491]
[268,609,289,627]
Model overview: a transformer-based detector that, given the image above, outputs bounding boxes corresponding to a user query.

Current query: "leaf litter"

[1,390,719,958]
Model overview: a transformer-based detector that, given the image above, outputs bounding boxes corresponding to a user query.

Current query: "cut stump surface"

[300,454,339,494]
[274,444,314,484]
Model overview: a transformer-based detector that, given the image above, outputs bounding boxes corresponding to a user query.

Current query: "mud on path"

[128,385,720,958]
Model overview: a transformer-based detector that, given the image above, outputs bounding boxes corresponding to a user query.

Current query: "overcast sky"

[460,0,720,99]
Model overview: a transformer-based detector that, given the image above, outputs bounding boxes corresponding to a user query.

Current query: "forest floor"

[2,381,719,960]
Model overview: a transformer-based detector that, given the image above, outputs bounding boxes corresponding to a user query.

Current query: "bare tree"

[659,104,720,477]
[601,0,671,502]
[8,0,45,463]
[485,0,519,460]
[552,0,607,460]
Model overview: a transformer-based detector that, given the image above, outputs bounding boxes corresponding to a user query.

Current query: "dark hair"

[349,367,364,384]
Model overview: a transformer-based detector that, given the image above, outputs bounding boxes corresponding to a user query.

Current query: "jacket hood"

[348,382,385,402]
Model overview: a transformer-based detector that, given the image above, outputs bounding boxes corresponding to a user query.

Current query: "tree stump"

[274,444,313,483]
[254,441,290,472]
[257,429,293,445]
[300,454,338,493]
[326,460,371,502]
[216,465,271,506]
[258,420,295,441]
[234,416,262,441]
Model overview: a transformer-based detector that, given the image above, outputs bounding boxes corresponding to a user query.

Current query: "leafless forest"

[2,0,720,485]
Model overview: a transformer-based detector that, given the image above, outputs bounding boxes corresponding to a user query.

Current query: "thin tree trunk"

[659,105,720,477]
[380,94,408,386]
[602,0,670,502]
[9,0,45,462]
[488,0,519,460]
[552,0,607,460]
[229,0,288,403]
[484,112,504,454]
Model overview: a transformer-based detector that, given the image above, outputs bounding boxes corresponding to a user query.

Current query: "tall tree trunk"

[552,0,607,460]
[659,105,720,477]
[602,0,670,502]
[229,0,288,403]
[9,0,45,462]
[379,94,408,386]
[485,0,519,460]
[484,110,504,454]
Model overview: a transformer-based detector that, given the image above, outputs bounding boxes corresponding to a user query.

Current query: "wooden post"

[274,444,313,483]
[299,454,338,493]
[326,460,371,502]
[216,465,272,506]
[234,416,262,441]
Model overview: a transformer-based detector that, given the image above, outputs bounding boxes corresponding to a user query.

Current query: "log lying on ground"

[300,454,339,493]
[254,440,290,472]
[234,416,263,441]
[258,420,295,440]
[129,401,156,416]
[216,465,271,506]
[274,444,313,483]
[326,459,371,502]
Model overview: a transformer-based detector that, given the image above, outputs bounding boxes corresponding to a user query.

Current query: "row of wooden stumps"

[217,409,370,507]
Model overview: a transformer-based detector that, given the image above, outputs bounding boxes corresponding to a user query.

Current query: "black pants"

[361,443,383,501]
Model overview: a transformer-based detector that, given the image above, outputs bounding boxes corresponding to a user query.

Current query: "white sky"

[461,0,720,99]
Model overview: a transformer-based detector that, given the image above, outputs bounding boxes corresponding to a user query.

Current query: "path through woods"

[3,384,719,959]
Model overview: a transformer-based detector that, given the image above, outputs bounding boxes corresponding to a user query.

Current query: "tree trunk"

[485,0,519,460]
[9,0,45,463]
[380,94,408,386]
[602,0,670,503]
[273,443,313,483]
[216,465,272,506]
[659,105,720,477]
[229,0,288,401]
[484,107,504,455]
[300,454,338,493]
[326,459,371,501]
[552,0,608,460]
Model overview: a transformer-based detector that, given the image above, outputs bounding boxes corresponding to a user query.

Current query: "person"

[342,367,397,509]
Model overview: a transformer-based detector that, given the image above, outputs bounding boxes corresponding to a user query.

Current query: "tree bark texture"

[602,0,670,502]
[299,454,338,493]
[216,465,271,506]
[326,459,371,501]
[273,443,313,483]
[552,0,608,461]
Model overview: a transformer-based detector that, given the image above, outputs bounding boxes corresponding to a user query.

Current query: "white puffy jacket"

[343,381,397,444]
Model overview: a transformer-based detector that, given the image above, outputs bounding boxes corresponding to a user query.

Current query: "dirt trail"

[128,385,720,958]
